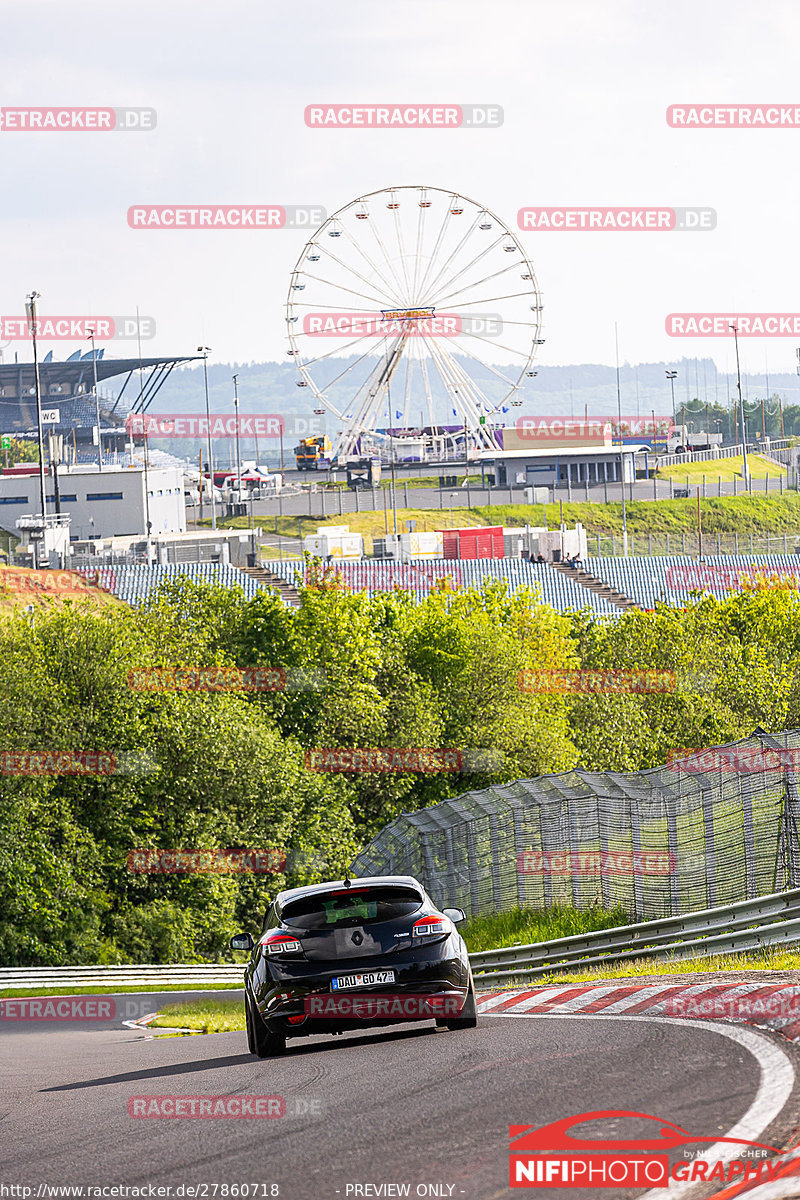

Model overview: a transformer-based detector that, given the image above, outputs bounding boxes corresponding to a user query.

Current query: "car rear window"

[279,885,424,929]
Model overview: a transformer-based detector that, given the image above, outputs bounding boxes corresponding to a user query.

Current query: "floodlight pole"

[87,328,102,469]
[730,323,749,481]
[615,322,628,557]
[233,373,242,504]
[199,346,216,528]
[25,292,47,568]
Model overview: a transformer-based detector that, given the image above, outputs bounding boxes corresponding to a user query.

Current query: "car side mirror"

[442,907,466,924]
[229,932,254,952]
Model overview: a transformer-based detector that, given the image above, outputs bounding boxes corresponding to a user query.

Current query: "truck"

[294,435,331,471]
[665,425,723,455]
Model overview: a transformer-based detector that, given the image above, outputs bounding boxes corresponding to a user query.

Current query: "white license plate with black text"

[331,970,396,990]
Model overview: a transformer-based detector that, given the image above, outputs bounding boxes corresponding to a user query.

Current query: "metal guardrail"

[4,887,800,991]
[0,965,242,990]
[468,887,800,983]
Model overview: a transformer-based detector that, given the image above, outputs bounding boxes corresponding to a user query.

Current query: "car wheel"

[245,995,256,1054]
[444,981,478,1031]
[247,994,286,1058]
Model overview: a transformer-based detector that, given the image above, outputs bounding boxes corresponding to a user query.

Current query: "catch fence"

[350,729,800,920]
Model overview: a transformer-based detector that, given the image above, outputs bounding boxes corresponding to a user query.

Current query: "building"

[481,426,646,489]
[0,465,185,542]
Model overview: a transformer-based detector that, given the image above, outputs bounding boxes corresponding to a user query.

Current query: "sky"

[2,0,800,385]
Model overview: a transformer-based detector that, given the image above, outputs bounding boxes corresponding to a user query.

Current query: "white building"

[0,465,185,541]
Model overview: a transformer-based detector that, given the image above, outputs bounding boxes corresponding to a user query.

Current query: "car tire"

[245,995,257,1054]
[247,994,286,1058]
[443,981,478,1031]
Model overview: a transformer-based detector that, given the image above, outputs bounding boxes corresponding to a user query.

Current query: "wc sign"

[41,409,60,424]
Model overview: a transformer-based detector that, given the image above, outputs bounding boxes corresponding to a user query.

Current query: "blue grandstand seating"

[585,554,800,610]
[76,554,800,617]
[74,562,266,607]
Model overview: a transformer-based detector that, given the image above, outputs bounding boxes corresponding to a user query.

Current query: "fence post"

[735,531,738,554]
[750,532,753,553]
[338,488,343,517]
[404,482,409,508]
[356,488,360,513]
[603,478,608,504]
[666,532,670,555]
[670,476,674,500]
[653,472,657,500]
[733,475,737,497]
[682,532,686,554]
[785,534,788,553]
[781,475,784,495]
[718,475,722,498]
[648,533,652,556]
[703,474,706,499]
[717,532,720,554]
[585,479,589,503]
[596,535,600,556]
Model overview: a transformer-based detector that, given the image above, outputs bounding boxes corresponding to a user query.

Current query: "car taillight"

[412,914,452,944]
[262,933,305,958]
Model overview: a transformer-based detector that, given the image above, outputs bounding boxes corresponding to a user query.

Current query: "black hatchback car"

[230,874,477,1056]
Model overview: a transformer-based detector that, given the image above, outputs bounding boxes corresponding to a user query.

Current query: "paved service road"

[1,1002,798,1200]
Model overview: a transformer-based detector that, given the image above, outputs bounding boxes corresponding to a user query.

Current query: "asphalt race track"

[3,993,800,1200]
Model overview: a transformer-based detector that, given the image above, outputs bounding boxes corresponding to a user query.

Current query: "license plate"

[331,970,396,991]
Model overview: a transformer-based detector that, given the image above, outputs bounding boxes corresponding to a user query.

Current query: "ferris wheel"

[285,185,543,461]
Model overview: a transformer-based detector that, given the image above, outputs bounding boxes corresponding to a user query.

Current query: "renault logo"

[351,930,363,946]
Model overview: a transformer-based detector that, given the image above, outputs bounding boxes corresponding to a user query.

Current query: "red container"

[438,525,504,560]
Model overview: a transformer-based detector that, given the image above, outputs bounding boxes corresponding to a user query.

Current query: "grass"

[201,494,800,554]
[0,982,243,999]
[535,946,800,984]
[149,996,245,1033]
[656,454,785,483]
[459,903,629,955]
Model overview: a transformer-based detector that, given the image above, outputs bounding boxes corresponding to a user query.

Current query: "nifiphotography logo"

[508,1111,781,1188]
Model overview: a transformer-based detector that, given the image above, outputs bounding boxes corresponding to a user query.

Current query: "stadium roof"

[0,353,203,434]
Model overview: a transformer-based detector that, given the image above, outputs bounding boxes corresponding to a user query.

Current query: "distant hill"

[127,356,800,465]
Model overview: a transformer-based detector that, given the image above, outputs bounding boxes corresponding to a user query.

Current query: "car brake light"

[262,933,304,957]
[412,915,451,944]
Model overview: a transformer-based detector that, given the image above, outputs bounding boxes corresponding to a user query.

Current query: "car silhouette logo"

[351,931,363,945]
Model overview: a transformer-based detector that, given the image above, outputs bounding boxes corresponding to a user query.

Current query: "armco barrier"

[4,887,800,991]
[0,964,242,989]
[468,885,800,983]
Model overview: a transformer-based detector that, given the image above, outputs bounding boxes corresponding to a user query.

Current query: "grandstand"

[585,554,800,610]
[75,562,267,606]
[0,351,201,459]
[72,554,800,615]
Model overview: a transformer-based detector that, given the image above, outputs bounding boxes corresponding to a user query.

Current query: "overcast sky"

[1,0,799,381]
